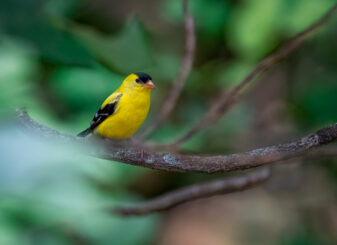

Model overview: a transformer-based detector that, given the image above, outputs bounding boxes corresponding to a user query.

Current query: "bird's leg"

[128,137,145,160]
[104,138,112,144]
[102,138,130,149]
[141,149,144,160]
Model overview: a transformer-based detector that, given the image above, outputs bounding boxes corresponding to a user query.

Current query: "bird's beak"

[144,80,156,90]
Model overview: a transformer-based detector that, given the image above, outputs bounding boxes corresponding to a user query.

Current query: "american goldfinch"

[77,72,155,139]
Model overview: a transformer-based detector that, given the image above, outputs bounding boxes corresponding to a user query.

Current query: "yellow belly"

[96,92,150,139]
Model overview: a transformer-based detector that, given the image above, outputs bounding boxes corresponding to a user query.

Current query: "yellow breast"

[96,89,151,139]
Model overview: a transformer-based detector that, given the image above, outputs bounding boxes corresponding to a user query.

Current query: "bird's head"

[122,72,156,92]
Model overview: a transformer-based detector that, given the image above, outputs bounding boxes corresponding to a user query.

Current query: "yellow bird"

[77,72,155,139]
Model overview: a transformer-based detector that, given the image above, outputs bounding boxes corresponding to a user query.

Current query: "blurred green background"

[0,0,337,244]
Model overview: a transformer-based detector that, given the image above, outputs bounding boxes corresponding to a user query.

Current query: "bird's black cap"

[135,72,152,84]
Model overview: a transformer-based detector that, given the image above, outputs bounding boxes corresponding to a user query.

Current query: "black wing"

[77,94,122,137]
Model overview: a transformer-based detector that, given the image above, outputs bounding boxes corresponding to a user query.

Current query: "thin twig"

[167,2,337,148]
[112,168,270,216]
[16,109,337,174]
[139,0,196,139]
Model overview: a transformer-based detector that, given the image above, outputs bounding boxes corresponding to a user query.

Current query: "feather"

[77,94,122,137]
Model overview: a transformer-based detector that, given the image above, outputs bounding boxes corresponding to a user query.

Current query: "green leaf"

[228,0,282,59]
[0,126,158,245]
[0,0,94,66]
[163,0,230,36]
[51,66,122,112]
[282,0,336,34]
[70,17,154,73]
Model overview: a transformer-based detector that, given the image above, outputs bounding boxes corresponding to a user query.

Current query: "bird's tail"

[77,128,92,137]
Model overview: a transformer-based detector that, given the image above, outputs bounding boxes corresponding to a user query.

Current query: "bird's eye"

[135,72,152,84]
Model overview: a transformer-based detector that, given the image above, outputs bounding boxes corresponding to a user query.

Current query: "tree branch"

[167,3,337,148]
[139,0,196,139]
[16,109,337,174]
[112,168,270,216]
